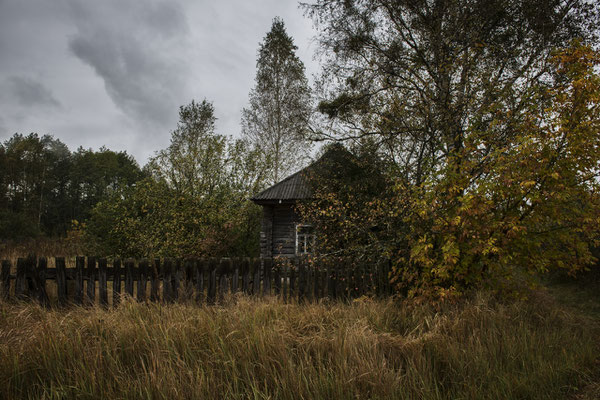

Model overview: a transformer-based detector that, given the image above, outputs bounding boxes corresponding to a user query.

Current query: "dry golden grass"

[0,288,598,400]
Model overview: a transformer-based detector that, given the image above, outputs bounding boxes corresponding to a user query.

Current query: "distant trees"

[241,17,312,184]
[302,0,600,299]
[0,133,143,240]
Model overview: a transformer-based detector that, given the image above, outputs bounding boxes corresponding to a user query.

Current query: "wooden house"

[251,167,314,259]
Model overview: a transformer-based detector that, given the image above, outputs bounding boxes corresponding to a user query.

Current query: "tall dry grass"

[0,289,598,400]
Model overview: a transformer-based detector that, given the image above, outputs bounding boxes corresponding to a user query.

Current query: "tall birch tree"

[242,17,312,184]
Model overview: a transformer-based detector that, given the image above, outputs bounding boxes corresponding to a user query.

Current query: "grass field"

[0,280,599,400]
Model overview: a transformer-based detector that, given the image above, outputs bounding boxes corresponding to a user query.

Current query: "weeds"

[0,289,598,399]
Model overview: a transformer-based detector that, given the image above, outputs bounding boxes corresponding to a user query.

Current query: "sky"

[0,0,320,165]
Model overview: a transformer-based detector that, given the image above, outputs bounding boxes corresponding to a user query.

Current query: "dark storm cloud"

[3,76,61,108]
[66,0,190,132]
[0,0,317,163]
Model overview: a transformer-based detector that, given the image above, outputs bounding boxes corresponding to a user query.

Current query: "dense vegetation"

[301,0,600,299]
[0,133,144,240]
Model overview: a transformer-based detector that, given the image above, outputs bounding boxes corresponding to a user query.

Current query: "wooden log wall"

[0,256,393,307]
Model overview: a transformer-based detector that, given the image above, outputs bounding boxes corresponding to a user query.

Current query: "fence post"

[150,258,160,302]
[162,259,172,303]
[124,259,134,298]
[113,259,122,306]
[252,258,261,296]
[183,259,194,301]
[55,257,67,306]
[86,257,96,306]
[241,258,250,294]
[298,257,306,302]
[171,259,182,302]
[34,257,49,307]
[195,259,205,304]
[207,258,217,305]
[98,258,108,307]
[263,258,271,296]
[74,256,84,305]
[231,258,239,293]
[273,259,281,296]
[137,259,148,302]
[15,258,26,300]
[1,260,10,301]
[218,258,229,303]
[289,259,296,300]
[313,262,320,301]
[282,262,289,302]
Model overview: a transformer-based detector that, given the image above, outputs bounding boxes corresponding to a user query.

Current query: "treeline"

[0,133,144,239]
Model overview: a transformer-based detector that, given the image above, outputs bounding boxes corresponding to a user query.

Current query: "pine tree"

[242,17,312,184]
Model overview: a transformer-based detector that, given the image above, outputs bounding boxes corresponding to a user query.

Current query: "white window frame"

[295,224,315,255]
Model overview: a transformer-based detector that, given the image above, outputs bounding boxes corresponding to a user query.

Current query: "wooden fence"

[0,256,393,307]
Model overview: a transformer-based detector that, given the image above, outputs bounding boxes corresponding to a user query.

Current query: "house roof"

[251,144,352,204]
[251,167,311,203]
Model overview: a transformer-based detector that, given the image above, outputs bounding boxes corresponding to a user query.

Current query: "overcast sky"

[0,0,319,164]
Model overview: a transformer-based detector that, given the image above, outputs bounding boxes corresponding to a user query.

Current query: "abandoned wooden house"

[251,167,315,259]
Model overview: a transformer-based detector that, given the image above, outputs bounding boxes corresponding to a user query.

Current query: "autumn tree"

[242,17,312,184]
[301,0,600,299]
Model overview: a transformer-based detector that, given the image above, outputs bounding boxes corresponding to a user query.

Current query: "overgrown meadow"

[1,282,598,400]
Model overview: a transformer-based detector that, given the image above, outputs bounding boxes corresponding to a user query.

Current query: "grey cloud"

[66,0,190,132]
[4,76,61,108]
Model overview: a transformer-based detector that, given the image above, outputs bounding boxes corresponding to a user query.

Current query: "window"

[296,224,315,255]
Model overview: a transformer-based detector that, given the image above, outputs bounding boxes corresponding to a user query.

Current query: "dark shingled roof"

[251,168,312,203]
[251,144,353,204]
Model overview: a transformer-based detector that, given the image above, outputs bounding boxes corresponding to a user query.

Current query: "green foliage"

[302,0,600,300]
[84,100,266,258]
[0,133,142,239]
[242,17,313,184]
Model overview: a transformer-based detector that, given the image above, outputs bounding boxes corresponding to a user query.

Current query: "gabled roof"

[251,167,311,203]
[251,144,352,205]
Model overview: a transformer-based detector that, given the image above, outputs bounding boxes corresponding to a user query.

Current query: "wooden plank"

[193,259,204,303]
[86,257,96,306]
[1,260,10,300]
[183,259,194,301]
[171,259,182,302]
[15,258,26,300]
[218,259,229,303]
[98,258,108,307]
[241,258,250,294]
[74,256,84,305]
[282,263,288,302]
[231,258,239,293]
[124,259,134,298]
[35,257,49,307]
[289,260,296,300]
[150,258,160,302]
[327,263,335,299]
[137,259,148,302]
[207,258,217,305]
[298,258,306,303]
[252,258,261,296]
[263,258,272,296]
[55,257,67,306]
[313,263,320,301]
[113,259,122,306]
[162,259,172,302]
[273,259,281,296]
